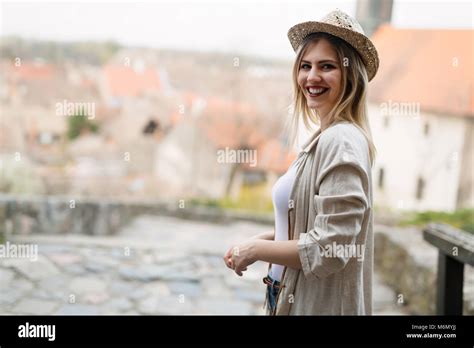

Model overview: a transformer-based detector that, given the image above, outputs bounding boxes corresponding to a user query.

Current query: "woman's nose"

[307,67,322,82]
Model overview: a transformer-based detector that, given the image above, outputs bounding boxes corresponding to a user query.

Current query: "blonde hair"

[284,32,377,167]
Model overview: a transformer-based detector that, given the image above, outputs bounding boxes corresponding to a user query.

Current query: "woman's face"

[297,38,342,118]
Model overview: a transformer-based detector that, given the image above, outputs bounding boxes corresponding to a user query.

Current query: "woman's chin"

[307,101,322,109]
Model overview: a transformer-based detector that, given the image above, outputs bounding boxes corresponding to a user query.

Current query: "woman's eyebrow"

[301,59,338,64]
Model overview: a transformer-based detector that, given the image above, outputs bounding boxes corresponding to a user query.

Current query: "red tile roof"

[255,138,297,173]
[187,94,295,173]
[102,64,161,98]
[169,91,296,173]
[8,62,56,81]
[369,25,473,117]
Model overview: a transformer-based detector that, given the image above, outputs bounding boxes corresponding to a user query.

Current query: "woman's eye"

[322,64,334,70]
[300,63,310,69]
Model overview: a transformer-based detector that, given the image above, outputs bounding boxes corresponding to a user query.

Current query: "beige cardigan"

[272,121,374,315]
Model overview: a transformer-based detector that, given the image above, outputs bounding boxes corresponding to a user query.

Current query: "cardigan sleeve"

[297,145,369,280]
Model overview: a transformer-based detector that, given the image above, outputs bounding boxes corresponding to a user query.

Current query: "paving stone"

[153,251,188,264]
[11,278,34,293]
[137,295,194,315]
[83,261,110,273]
[119,265,168,282]
[32,288,68,302]
[83,292,110,305]
[47,252,83,267]
[0,268,15,288]
[201,276,232,298]
[168,281,202,298]
[128,287,149,301]
[11,299,58,314]
[195,297,253,315]
[86,254,120,268]
[6,257,60,281]
[140,282,171,297]
[100,298,133,313]
[109,281,138,296]
[62,263,87,275]
[119,265,199,283]
[251,304,267,315]
[0,288,26,307]
[160,269,200,282]
[110,248,135,260]
[37,245,74,254]
[223,273,259,289]
[38,274,70,291]
[233,288,265,304]
[56,304,99,315]
[69,276,107,295]
[34,275,70,301]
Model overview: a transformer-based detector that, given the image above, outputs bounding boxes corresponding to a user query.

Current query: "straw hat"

[287,9,379,81]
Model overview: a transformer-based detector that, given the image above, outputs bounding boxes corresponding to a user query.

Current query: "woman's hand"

[224,230,272,275]
[223,246,235,269]
[223,239,259,276]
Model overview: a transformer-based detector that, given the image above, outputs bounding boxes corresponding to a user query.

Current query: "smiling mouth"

[306,87,329,98]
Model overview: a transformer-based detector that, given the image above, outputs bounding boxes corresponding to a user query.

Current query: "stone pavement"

[0,215,407,315]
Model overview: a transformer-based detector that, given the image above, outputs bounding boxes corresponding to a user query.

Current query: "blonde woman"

[223,9,379,315]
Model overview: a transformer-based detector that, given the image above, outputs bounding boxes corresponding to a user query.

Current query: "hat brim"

[288,21,379,81]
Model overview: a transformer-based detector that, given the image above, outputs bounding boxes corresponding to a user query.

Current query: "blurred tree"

[67,109,99,140]
[0,36,121,65]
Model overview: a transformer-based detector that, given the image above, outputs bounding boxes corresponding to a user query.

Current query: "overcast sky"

[0,0,472,60]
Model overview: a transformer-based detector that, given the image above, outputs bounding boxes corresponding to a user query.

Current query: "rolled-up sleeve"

[298,162,369,279]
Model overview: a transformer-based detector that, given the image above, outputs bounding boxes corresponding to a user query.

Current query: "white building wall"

[369,102,465,212]
[153,120,232,200]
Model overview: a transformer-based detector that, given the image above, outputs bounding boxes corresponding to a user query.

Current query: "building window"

[378,167,385,189]
[424,122,430,136]
[416,177,425,200]
[143,119,159,135]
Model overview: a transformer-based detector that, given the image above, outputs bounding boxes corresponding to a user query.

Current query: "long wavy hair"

[284,32,377,167]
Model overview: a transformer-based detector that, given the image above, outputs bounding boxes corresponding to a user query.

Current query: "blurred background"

[0,0,472,315]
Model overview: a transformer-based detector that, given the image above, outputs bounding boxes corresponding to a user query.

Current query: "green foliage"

[0,157,44,194]
[67,110,99,140]
[0,36,121,65]
[399,208,474,234]
[190,183,273,215]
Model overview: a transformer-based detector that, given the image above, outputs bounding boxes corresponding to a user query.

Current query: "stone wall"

[2,194,472,315]
[375,225,474,315]
[0,194,274,237]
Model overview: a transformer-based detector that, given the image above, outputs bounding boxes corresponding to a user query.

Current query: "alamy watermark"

[217,147,257,167]
[380,99,420,118]
[55,99,96,119]
[0,241,38,262]
[319,242,365,262]
[18,322,55,341]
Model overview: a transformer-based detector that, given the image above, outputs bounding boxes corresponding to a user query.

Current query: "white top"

[269,155,303,281]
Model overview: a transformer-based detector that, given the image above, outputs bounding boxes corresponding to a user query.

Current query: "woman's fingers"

[223,255,233,269]
[224,244,248,275]
[224,247,233,259]
[223,246,235,269]
[235,268,247,276]
[234,265,248,276]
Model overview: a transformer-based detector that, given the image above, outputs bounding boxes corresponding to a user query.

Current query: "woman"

[223,9,379,315]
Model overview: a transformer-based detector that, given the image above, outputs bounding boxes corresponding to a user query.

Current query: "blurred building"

[153,93,295,200]
[369,26,473,212]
